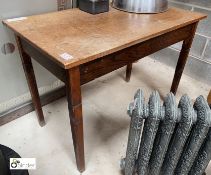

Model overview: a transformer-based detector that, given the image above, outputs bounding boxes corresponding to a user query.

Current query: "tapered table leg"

[66,67,85,172]
[15,36,45,127]
[126,63,132,82]
[170,22,198,95]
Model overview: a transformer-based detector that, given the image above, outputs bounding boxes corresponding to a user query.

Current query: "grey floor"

[0,57,210,175]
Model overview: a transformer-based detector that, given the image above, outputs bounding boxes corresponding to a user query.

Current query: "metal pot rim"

[111,0,168,14]
[112,4,169,14]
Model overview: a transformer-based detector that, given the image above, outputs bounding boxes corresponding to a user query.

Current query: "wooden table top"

[3,7,206,69]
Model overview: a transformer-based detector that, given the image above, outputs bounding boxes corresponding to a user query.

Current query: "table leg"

[170,23,198,95]
[208,90,211,105]
[66,67,85,172]
[15,36,45,127]
[126,63,133,82]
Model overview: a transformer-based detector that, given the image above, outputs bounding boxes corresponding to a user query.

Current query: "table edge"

[2,10,207,70]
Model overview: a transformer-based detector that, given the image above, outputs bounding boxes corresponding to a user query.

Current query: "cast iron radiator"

[121,90,211,175]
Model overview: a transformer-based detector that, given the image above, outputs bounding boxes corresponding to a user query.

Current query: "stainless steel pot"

[112,0,168,13]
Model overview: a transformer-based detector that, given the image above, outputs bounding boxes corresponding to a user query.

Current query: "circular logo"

[11,162,17,168]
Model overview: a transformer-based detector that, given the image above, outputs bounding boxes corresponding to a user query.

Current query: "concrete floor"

[0,57,210,175]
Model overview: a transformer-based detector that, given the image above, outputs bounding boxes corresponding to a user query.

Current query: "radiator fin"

[148,93,177,175]
[137,91,161,175]
[125,90,144,175]
[161,95,194,175]
[189,128,211,175]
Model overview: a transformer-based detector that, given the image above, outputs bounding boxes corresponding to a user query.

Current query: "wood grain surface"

[3,7,206,69]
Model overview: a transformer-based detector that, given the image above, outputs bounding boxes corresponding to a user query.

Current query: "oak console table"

[3,7,206,172]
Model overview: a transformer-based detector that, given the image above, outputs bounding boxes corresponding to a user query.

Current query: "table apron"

[80,23,195,84]
[20,22,195,85]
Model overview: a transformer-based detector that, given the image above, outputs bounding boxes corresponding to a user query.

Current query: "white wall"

[0,1,67,113]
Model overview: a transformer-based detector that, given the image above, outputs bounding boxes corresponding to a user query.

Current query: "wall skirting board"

[0,80,64,126]
[0,80,64,113]
[0,86,66,126]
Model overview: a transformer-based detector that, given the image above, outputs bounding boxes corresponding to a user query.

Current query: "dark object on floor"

[121,90,211,175]
[79,0,109,14]
[0,144,29,175]
[0,149,8,175]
